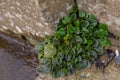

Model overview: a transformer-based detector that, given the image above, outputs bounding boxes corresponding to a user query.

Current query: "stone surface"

[0,30,38,80]
[36,64,120,80]
[0,49,37,80]
[0,0,120,43]
[77,0,120,38]
[0,0,74,44]
[1,0,120,80]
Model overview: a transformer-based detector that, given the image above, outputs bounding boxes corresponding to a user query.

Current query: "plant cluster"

[36,6,110,78]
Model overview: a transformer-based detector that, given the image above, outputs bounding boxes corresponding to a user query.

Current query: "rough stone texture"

[1,0,120,44]
[77,0,120,38]
[36,63,120,80]
[0,0,74,44]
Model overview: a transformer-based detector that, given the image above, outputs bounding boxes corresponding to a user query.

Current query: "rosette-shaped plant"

[36,6,110,78]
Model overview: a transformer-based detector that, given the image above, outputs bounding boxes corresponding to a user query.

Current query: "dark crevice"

[108,32,119,40]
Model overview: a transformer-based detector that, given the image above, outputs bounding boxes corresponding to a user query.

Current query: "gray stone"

[0,0,74,45]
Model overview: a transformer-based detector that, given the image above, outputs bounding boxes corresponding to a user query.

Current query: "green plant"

[36,6,110,78]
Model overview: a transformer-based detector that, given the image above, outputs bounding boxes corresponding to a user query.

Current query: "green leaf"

[78,56,82,62]
[62,16,71,24]
[38,52,44,60]
[92,39,99,47]
[65,54,71,61]
[64,34,72,41]
[87,61,91,68]
[70,13,77,21]
[83,37,87,44]
[79,10,86,18]
[53,38,59,46]
[56,28,66,37]
[70,6,78,14]
[75,27,80,34]
[37,64,49,73]
[35,42,45,52]
[75,36,82,43]
[61,68,68,76]
[90,50,97,58]
[44,43,56,58]
[74,58,78,64]
[74,20,80,27]
[51,71,60,78]
[67,24,75,34]
[56,19,65,30]
[76,44,82,54]
[94,47,104,55]
[52,58,58,65]
[88,14,97,27]
[85,13,89,19]
[76,63,82,69]
[82,59,87,67]
[99,23,107,30]
[96,29,107,38]
[88,14,96,20]
[82,27,89,33]
[89,19,97,27]
[87,40,92,45]
[100,38,111,47]
[81,20,89,27]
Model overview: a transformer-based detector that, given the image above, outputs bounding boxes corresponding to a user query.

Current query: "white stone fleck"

[78,5,82,8]
[16,26,22,33]
[16,2,21,6]
[10,6,15,9]
[0,17,3,21]
[115,49,119,57]
[88,7,93,11]
[16,7,23,13]
[36,23,44,27]
[35,33,39,36]
[25,25,32,31]
[1,25,8,30]
[32,13,37,18]
[15,13,23,21]
[66,3,72,11]
[112,0,115,2]
[25,9,30,13]
[41,17,45,21]
[34,0,39,6]
[44,22,48,26]
[60,12,66,17]
[45,32,49,35]
[9,19,14,27]
[4,12,15,18]
[55,19,59,24]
